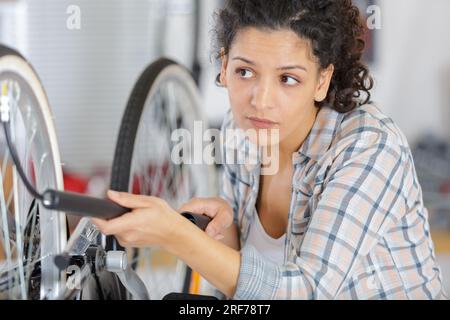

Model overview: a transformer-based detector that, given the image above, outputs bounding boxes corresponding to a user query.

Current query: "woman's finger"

[91,211,136,236]
[178,197,209,215]
[107,190,156,209]
[91,217,109,233]
[204,207,232,237]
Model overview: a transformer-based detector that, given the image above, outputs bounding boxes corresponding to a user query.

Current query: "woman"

[92,0,446,299]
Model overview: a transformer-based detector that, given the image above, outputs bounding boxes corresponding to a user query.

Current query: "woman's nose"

[250,79,276,110]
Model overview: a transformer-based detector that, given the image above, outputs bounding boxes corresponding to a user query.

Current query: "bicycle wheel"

[110,58,216,299]
[0,45,67,299]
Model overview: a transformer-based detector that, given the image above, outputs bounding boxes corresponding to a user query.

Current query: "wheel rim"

[129,65,210,207]
[0,53,66,299]
[112,61,216,299]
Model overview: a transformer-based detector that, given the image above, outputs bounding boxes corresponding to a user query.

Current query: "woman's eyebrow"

[232,56,256,65]
[231,56,307,72]
[277,65,308,72]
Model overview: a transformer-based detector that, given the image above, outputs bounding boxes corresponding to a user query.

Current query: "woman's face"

[220,27,334,149]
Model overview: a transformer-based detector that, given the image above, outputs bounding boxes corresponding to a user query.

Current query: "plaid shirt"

[219,104,447,300]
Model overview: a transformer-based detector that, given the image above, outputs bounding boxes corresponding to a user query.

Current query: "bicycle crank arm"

[42,189,211,230]
[106,251,149,300]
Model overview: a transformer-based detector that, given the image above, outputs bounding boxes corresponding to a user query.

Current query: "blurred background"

[1,0,449,295]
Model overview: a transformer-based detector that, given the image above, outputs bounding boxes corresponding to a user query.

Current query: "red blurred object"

[63,171,89,194]
[440,181,450,195]
[131,161,184,197]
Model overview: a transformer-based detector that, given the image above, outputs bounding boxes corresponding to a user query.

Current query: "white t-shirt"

[246,209,286,265]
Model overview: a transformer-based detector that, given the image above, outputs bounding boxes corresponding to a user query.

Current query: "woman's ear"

[314,64,334,103]
[219,47,228,87]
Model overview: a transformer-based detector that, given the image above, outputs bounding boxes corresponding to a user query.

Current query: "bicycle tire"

[0,44,67,299]
[110,57,216,299]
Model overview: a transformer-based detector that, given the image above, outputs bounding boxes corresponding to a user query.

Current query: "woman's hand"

[178,197,233,240]
[92,192,241,298]
[91,190,185,248]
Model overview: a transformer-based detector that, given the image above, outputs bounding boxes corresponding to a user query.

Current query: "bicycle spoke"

[25,201,38,289]
[5,179,14,214]
[1,48,65,299]
[6,105,29,299]
[12,167,27,299]
[0,250,48,282]
[0,165,13,295]
[165,81,178,135]
[111,59,217,299]
[1,150,8,180]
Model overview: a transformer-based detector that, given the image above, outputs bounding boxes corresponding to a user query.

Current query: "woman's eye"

[236,68,253,79]
[281,75,299,85]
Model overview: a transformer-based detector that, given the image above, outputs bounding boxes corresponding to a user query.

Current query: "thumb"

[204,209,232,238]
[178,198,211,216]
[107,190,152,209]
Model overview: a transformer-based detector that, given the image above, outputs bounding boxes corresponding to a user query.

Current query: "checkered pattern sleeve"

[234,129,408,299]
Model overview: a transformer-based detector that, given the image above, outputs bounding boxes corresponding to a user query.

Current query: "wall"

[0,0,197,175]
[371,0,450,144]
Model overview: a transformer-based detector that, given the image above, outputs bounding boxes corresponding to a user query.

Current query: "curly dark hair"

[213,0,374,113]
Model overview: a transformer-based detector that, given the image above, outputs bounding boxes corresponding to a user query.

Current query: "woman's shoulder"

[332,103,411,155]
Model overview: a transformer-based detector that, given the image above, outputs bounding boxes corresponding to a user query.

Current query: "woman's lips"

[246,116,279,129]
